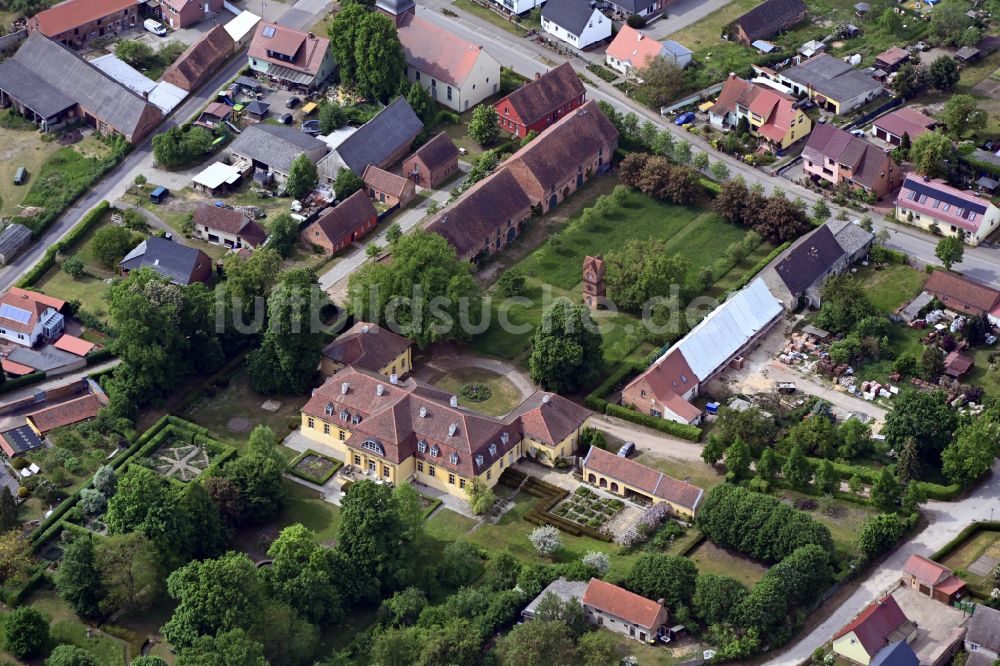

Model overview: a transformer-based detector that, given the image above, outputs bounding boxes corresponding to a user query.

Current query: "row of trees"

[713,178,813,242]
[619,153,704,205]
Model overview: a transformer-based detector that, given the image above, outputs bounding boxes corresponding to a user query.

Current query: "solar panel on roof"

[906,179,988,216]
[262,26,276,37]
[0,303,32,324]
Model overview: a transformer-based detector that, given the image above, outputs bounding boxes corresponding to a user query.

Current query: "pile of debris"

[851,380,899,401]
[232,205,265,220]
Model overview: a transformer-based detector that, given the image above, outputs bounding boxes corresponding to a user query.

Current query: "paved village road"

[416,4,1000,287]
[0,0,333,294]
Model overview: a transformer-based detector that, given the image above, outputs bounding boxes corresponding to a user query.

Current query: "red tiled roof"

[805,123,898,192]
[902,554,960,587]
[924,270,1000,315]
[582,446,703,510]
[2,358,34,376]
[248,22,329,76]
[497,62,585,127]
[307,191,378,247]
[623,349,699,422]
[834,596,909,658]
[876,47,910,67]
[31,0,135,36]
[409,132,459,172]
[582,255,605,280]
[944,351,974,377]
[583,578,666,629]
[0,288,65,335]
[606,25,665,70]
[163,25,235,92]
[202,102,231,119]
[506,391,590,446]
[872,107,936,141]
[397,13,487,87]
[27,393,105,434]
[362,165,410,199]
[322,321,412,373]
[52,334,96,357]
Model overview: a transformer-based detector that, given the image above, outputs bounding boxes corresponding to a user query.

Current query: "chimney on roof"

[450,395,458,407]
[376,384,385,396]
[542,394,550,404]
[390,373,398,385]
[419,405,427,417]
[308,31,315,38]
[341,382,350,395]
[535,72,541,80]
[448,423,458,436]
[361,324,370,333]
[638,33,644,40]
[657,598,665,606]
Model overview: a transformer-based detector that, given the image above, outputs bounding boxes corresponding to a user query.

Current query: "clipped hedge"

[85,347,114,365]
[520,474,612,542]
[605,403,702,441]
[728,240,791,293]
[913,480,962,501]
[17,200,111,288]
[0,569,49,606]
[931,522,1000,562]
[286,448,343,485]
[584,361,644,413]
[0,371,46,396]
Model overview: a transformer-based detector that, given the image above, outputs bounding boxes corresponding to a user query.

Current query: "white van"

[144,19,167,36]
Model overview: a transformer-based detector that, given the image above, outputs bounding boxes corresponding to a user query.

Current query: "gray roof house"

[119,236,212,285]
[0,33,162,142]
[521,577,589,622]
[755,53,883,114]
[760,219,873,310]
[317,97,422,180]
[964,605,1000,666]
[0,224,32,265]
[229,123,329,183]
[540,0,611,50]
[606,0,660,18]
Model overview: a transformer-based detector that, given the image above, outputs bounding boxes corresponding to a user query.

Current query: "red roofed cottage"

[832,596,916,665]
[493,62,585,138]
[28,0,138,48]
[582,578,669,643]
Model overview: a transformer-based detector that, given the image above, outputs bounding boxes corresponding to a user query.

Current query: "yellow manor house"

[300,366,591,497]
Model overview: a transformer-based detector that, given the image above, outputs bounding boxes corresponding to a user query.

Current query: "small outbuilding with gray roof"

[0,224,32,265]
[119,236,212,285]
[229,123,329,185]
[317,97,422,179]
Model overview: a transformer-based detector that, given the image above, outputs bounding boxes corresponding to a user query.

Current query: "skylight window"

[262,26,276,38]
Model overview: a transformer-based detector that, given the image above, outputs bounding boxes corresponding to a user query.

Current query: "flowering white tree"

[582,551,610,575]
[528,525,562,559]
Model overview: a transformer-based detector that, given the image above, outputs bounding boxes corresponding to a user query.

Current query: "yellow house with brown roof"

[320,321,412,379]
[300,366,590,497]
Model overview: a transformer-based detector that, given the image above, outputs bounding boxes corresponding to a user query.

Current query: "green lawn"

[183,370,305,452]
[775,490,877,560]
[427,367,524,417]
[471,189,767,365]
[0,124,63,217]
[633,453,725,492]
[687,540,768,587]
[940,529,1000,595]
[426,507,478,542]
[22,589,127,666]
[860,263,927,314]
[966,348,1000,399]
[36,271,112,319]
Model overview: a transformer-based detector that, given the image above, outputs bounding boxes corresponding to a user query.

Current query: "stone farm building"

[732,0,806,45]
[299,366,591,495]
[621,278,783,424]
[228,123,328,185]
[427,101,617,262]
[493,62,586,139]
[192,204,267,250]
[318,97,423,180]
[159,0,224,29]
[0,33,162,142]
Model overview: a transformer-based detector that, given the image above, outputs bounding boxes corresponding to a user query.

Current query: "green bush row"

[929,523,1000,563]
[0,569,49,607]
[804,456,962,501]
[728,240,791,293]
[604,403,702,441]
[520,475,612,542]
[17,200,111,288]
[421,497,443,519]
[913,480,962,501]
[85,347,115,365]
[0,371,46,396]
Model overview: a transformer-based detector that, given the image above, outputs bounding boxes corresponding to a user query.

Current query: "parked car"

[850,129,866,137]
[675,111,696,126]
[143,19,167,36]
[285,97,301,109]
[278,113,293,125]
[617,441,635,458]
[13,166,26,185]
[301,119,320,135]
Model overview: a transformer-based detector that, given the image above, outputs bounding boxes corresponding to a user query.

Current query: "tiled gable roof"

[582,446,703,510]
[834,596,909,658]
[583,578,665,629]
[772,224,846,295]
[505,391,590,446]
[229,123,327,175]
[362,165,410,199]
[27,393,106,434]
[897,174,993,234]
[119,236,210,285]
[804,123,897,191]
[31,0,135,36]
[924,270,1000,314]
[872,107,935,140]
[334,97,423,176]
[499,62,585,127]
[193,204,266,245]
[248,22,330,76]
[0,288,65,335]
[396,13,487,88]
[966,604,1000,652]
[409,132,459,172]
[308,191,377,247]
[163,25,234,91]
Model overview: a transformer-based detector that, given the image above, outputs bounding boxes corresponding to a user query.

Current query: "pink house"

[803,123,901,200]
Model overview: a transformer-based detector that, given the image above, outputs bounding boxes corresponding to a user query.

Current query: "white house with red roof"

[582,578,669,642]
[709,74,812,149]
[605,25,691,80]
[247,22,336,89]
[0,288,65,347]
[396,13,501,112]
[895,174,1000,246]
[833,595,916,666]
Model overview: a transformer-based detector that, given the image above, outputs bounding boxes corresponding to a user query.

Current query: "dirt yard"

[0,126,61,217]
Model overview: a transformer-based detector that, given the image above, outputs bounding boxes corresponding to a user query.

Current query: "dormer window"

[417,440,427,453]
[500,432,509,444]
[475,454,484,468]
[340,410,348,421]
[488,443,497,457]
[324,403,333,416]
[430,444,439,457]
[449,453,459,464]
[351,414,361,425]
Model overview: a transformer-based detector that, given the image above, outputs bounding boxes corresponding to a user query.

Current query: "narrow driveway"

[591,415,705,463]
[769,462,1000,666]
[644,0,733,39]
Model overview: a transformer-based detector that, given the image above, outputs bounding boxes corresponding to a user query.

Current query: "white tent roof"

[193,162,242,189]
[225,10,261,42]
[89,54,186,113]
[664,278,782,381]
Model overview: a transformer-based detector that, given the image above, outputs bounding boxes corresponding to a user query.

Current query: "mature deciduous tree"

[693,574,748,626]
[909,131,954,179]
[44,645,99,666]
[54,534,103,616]
[942,418,1000,486]
[337,480,412,596]
[928,55,960,91]
[625,552,698,609]
[91,226,139,268]
[96,532,162,617]
[528,299,604,393]
[175,628,268,666]
[883,390,957,464]
[469,103,501,145]
[0,530,32,584]
[603,237,690,312]
[152,126,213,168]
[635,56,684,107]
[352,14,406,101]
[939,94,986,137]
[528,525,563,559]
[495,620,578,666]
[857,513,906,558]
[4,607,49,658]
[286,154,318,200]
